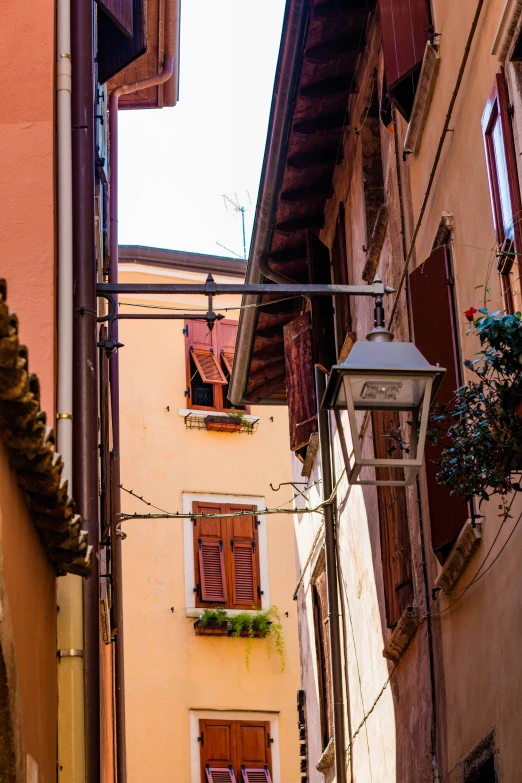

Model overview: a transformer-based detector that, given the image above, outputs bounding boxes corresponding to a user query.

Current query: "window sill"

[403,43,440,155]
[382,606,419,663]
[434,520,482,594]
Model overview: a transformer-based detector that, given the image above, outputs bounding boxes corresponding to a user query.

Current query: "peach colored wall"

[1,0,56,418]
[0,445,57,783]
[118,264,301,783]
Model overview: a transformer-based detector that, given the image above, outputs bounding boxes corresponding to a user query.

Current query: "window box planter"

[194,619,230,636]
[204,415,243,433]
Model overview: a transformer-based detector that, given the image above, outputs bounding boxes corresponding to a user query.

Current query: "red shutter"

[331,204,352,353]
[482,69,522,313]
[206,768,237,783]
[191,349,228,385]
[306,231,336,373]
[96,0,133,36]
[241,769,272,783]
[312,572,333,751]
[379,0,430,89]
[97,0,146,84]
[218,321,239,355]
[226,506,260,609]
[283,313,318,452]
[409,247,469,556]
[372,410,413,628]
[193,504,228,605]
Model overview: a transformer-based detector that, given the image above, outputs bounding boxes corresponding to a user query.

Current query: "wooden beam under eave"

[248,360,287,385]
[281,181,333,204]
[305,33,363,64]
[275,214,325,234]
[293,113,348,136]
[300,75,355,99]
[245,373,287,402]
[257,310,298,334]
[313,0,370,19]
[270,245,308,264]
[263,259,309,280]
[252,333,284,356]
[287,147,341,170]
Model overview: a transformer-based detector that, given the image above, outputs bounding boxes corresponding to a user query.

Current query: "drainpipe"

[55,0,86,777]
[107,4,177,779]
[70,0,100,777]
[315,367,347,783]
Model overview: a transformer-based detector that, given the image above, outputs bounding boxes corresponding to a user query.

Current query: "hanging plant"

[193,606,286,672]
[428,309,522,502]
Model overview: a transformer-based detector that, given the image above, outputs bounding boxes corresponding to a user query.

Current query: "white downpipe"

[56,0,86,777]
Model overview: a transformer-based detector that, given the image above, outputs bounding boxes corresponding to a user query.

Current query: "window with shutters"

[193,502,261,610]
[199,719,273,783]
[372,410,414,628]
[185,320,246,412]
[312,568,333,753]
[379,0,431,121]
[409,245,469,562]
[482,68,522,314]
[283,312,318,453]
[331,203,353,355]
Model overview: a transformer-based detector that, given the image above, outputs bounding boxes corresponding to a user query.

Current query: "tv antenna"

[221,192,251,259]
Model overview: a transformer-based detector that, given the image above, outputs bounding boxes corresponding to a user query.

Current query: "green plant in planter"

[227,408,255,432]
[428,308,522,502]
[199,607,228,626]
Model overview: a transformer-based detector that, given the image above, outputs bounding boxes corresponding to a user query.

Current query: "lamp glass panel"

[342,374,427,410]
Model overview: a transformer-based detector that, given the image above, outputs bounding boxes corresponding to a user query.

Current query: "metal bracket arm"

[96,280,393,297]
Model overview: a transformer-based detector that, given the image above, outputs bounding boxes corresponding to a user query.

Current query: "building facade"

[232,1,522,781]
[117,246,301,783]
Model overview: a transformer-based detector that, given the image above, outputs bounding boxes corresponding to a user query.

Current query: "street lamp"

[322,298,445,486]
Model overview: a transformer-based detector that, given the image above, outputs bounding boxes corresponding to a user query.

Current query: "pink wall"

[0,0,56,418]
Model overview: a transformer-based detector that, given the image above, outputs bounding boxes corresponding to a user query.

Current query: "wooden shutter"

[96,0,133,36]
[241,769,272,783]
[482,69,522,313]
[191,349,228,385]
[193,503,228,605]
[206,768,237,783]
[372,410,413,628]
[409,247,469,557]
[306,231,336,373]
[97,0,146,84]
[200,720,235,783]
[312,571,333,751]
[379,0,430,90]
[225,506,260,609]
[237,721,272,780]
[331,204,352,354]
[283,313,318,452]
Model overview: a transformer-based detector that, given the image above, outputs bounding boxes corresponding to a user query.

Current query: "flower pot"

[194,619,230,636]
[204,415,242,433]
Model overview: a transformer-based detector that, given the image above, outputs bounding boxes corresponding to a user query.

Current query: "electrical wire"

[118,294,301,314]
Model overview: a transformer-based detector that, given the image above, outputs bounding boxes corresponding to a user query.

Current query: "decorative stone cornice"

[0,281,92,577]
[383,606,420,663]
[435,521,482,594]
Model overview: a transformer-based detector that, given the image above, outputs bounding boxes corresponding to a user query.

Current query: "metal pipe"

[98,282,392,296]
[108,4,178,779]
[315,367,347,783]
[70,0,99,777]
[56,0,86,777]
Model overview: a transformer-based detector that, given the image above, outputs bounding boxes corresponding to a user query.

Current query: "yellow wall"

[119,263,301,782]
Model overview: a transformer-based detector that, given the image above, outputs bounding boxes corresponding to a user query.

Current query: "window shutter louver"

[312,571,334,751]
[283,312,318,452]
[206,767,237,783]
[331,204,352,353]
[372,410,413,628]
[409,247,469,557]
[241,768,272,783]
[226,506,260,609]
[379,0,430,118]
[306,230,336,373]
[190,348,228,385]
[96,0,133,36]
[222,353,234,375]
[97,0,146,84]
[231,543,256,606]
[199,541,228,603]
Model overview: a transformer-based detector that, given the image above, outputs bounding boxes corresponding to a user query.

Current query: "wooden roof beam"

[305,33,363,64]
[275,214,325,234]
[293,113,348,135]
[287,146,341,170]
[313,0,370,19]
[281,180,333,204]
[245,373,287,402]
[300,75,355,99]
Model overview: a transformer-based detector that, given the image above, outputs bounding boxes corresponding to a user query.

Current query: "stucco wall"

[0,0,56,418]
[0,445,57,783]
[118,265,301,782]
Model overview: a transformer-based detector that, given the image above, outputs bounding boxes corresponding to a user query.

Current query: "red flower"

[464,307,478,322]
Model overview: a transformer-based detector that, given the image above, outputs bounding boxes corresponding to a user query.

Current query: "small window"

[185,319,246,412]
[199,720,272,783]
[193,502,261,610]
[482,68,522,314]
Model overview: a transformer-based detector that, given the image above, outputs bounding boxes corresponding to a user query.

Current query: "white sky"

[118,0,286,259]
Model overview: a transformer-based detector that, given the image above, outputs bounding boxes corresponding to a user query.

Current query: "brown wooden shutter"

[206,768,237,783]
[237,721,272,779]
[96,0,133,36]
[283,313,318,452]
[306,231,336,373]
[225,506,260,609]
[200,720,236,783]
[409,246,469,557]
[331,204,352,354]
[312,571,333,751]
[372,410,414,628]
[241,769,272,783]
[191,349,228,385]
[379,0,430,89]
[97,0,146,84]
[193,504,228,605]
